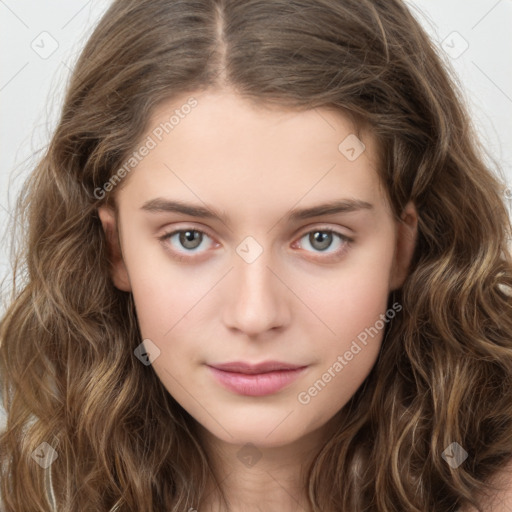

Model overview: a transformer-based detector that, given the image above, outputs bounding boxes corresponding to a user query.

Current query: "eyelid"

[158,222,217,240]
[295,224,353,241]
[159,223,353,241]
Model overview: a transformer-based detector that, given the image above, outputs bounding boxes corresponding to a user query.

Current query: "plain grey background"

[1,1,512,429]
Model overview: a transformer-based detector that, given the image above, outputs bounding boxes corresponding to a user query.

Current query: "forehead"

[116,90,388,216]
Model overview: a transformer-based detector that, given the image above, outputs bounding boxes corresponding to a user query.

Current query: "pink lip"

[207,361,308,396]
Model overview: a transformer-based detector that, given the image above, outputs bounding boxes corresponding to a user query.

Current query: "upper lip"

[208,361,307,374]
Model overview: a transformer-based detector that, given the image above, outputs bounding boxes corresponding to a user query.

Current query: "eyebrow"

[140,197,374,224]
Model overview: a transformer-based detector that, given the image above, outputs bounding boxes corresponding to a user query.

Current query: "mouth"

[206,361,308,396]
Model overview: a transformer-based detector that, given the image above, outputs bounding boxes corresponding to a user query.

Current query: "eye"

[294,228,352,258]
[159,228,215,257]
[158,226,353,262]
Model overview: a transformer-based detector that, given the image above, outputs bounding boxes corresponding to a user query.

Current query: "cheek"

[121,234,204,338]
[302,234,396,339]
[128,262,206,395]
[293,235,396,401]
[295,281,394,428]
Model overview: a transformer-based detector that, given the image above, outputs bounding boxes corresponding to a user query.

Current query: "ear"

[389,200,418,291]
[97,205,132,292]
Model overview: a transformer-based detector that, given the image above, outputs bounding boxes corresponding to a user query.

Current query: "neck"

[194,417,340,512]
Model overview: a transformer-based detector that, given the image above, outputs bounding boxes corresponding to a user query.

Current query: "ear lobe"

[389,200,418,291]
[97,205,132,292]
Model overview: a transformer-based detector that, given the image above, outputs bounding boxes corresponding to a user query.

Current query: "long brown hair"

[1,0,512,510]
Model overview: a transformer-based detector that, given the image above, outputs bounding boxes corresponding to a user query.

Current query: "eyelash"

[158,226,353,262]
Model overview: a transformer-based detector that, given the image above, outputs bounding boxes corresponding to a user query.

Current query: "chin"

[199,409,316,448]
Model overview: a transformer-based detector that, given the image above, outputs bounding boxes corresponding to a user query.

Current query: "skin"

[460,461,512,512]
[98,89,418,511]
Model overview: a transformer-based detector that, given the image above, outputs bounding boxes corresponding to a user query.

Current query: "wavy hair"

[1,0,512,510]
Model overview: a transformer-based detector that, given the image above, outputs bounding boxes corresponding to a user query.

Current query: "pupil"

[311,231,332,251]
[180,230,201,249]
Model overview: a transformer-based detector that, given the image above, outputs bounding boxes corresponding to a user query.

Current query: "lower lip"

[207,366,308,396]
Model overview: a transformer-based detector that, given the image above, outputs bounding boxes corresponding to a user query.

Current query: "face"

[98,89,417,449]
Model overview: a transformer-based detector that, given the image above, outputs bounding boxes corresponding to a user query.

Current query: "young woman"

[1,1,512,510]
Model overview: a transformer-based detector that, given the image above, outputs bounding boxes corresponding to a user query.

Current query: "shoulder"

[459,460,512,512]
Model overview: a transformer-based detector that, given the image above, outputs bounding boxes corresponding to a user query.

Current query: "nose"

[221,247,291,338]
